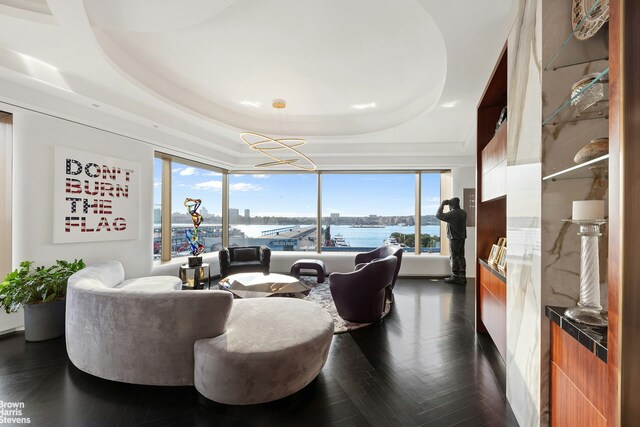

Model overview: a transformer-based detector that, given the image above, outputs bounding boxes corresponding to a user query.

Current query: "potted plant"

[0,259,85,341]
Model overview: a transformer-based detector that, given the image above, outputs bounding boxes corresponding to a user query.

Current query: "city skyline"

[154,159,443,218]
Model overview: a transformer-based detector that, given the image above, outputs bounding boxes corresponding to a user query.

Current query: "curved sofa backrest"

[365,255,397,288]
[66,262,234,386]
[68,261,125,288]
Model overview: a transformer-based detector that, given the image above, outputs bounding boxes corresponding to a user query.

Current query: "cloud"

[179,167,197,176]
[193,180,222,191]
[205,171,222,177]
[252,174,269,179]
[153,181,161,188]
[230,182,262,192]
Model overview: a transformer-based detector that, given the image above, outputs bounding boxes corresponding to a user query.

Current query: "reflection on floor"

[0,278,518,426]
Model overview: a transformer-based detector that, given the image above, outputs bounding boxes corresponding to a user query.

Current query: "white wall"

[9,107,155,279]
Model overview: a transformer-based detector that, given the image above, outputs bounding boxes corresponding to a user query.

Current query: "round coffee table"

[219,272,311,299]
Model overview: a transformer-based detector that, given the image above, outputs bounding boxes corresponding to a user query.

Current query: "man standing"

[436,197,467,285]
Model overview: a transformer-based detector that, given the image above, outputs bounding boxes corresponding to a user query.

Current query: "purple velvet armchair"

[329,255,397,323]
[354,245,403,293]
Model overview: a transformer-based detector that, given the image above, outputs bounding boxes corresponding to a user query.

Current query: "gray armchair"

[329,255,397,323]
[219,246,271,278]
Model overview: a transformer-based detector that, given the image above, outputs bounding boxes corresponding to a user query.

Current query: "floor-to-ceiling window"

[154,157,446,258]
[154,155,224,260]
[228,173,317,251]
[421,172,442,253]
[321,173,419,252]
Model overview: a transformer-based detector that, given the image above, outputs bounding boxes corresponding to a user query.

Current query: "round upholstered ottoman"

[194,298,334,405]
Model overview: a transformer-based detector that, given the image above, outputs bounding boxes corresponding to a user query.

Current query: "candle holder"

[562,219,607,327]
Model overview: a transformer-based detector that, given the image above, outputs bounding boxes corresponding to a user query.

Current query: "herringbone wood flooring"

[0,278,518,426]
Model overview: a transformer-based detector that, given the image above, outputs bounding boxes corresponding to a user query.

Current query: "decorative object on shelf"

[571,72,609,113]
[574,137,609,164]
[497,247,507,274]
[488,245,500,265]
[240,99,317,171]
[571,0,610,41]
[487,237,506,266]
[184,198,205,267]
[573,199,605,220]
[495,106,507,132]
[562,200,607,326]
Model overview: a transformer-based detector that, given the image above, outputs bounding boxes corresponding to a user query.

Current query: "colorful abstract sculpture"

[184,198,205,261]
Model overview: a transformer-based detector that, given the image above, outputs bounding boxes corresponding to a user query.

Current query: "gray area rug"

[300,276,391,334]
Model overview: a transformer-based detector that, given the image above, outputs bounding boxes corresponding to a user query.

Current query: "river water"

[233,224,440,248]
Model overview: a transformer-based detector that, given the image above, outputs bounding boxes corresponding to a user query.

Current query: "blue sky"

[154,158,442,217]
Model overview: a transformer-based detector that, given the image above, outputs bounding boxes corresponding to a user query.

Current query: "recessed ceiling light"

[239,100,261,108]
[351,102,376,110]
[440,101,459,108]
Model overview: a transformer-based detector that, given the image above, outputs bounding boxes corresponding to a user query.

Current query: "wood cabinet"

[479,263,506,358]
[475,46,507,356]
[550,322,607,426]
[481,124,507,202]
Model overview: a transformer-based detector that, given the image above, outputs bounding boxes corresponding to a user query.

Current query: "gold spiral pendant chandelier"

[241,99,317,171]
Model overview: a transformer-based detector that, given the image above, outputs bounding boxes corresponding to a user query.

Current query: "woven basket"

[572,0,610,41]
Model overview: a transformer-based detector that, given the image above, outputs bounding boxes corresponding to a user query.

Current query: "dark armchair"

[218,246,271,278]
[329,255,397,323]
[354,245,403,291]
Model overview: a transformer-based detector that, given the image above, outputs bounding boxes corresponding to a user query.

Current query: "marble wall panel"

[506,0,544,426]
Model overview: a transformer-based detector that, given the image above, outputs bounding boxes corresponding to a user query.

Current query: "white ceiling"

[0,0,516,170]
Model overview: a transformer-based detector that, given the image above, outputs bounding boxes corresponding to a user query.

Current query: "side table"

[180,262,210,290]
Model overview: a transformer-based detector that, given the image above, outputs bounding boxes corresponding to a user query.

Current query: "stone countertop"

[545,305,607,363]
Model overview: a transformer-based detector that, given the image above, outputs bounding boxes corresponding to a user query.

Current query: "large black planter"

[23,300,66,342]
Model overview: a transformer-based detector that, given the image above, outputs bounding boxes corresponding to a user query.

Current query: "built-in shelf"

[542,67,609,126]
[543,154,609,181]
[478,258,506,282]
[544,0,609,71]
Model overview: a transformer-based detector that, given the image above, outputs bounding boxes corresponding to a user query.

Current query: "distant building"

[229,208,239,224]
[244,209,250,224]
[200,206,209,218]
[153,208,161,224]
[330,213,340,224]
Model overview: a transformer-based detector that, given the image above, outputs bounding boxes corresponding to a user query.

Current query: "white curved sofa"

[66,261,334,404]
[66,261,234,386]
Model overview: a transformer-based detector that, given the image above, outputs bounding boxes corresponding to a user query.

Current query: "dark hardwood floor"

[0,278,518,426]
